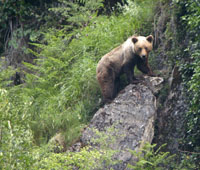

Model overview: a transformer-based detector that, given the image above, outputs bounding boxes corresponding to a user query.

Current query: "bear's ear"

[132,37,138,44]
[146,35,154,43]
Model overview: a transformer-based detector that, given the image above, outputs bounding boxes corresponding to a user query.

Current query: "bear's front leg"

[124,65,140,84]
[123,64,135,84]
[137,59,155,77]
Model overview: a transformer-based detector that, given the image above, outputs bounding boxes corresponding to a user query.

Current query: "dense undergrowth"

[0,0,200,169]
[176,0,200,166]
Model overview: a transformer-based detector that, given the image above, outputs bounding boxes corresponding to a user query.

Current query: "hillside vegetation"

[0,0,199,169]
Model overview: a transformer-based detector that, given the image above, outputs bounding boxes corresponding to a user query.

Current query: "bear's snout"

[142,55,146,59]
[141,55,146,60]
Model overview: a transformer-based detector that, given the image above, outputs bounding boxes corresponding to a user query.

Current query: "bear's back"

[96,37,136,74]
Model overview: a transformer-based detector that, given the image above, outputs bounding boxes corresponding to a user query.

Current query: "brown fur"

[96,35,154,103]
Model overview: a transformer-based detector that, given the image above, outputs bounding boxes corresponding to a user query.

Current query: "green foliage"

[128,143,175,170]
[0,88,35,169]
[49,0,104,29]
[174,153,198,170]
[32,127,119,169]
[176,0,200,149]
[31,126,120,169]
[182,48,200,157]
[0,58,16,87]
[0,0,58,65]
[188,50,200,114]
[171,0,200,167]
[181,0,200,39]
[120,0,157,35]
[32,146,115,170]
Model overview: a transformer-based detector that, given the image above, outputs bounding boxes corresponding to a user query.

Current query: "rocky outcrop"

[154,66,188,154]
[81,76,163,169]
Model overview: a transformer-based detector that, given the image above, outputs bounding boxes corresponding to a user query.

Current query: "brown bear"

[96,35,154,103]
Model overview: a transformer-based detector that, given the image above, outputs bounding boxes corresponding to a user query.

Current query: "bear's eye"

[138,48,142,52]
[145,47,149,52]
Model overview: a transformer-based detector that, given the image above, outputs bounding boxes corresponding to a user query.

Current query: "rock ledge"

[81,76,163,169]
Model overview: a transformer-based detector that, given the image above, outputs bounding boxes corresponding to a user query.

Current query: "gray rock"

[155,66,187,154]
[81,76,163,169]
[168,66,181,90]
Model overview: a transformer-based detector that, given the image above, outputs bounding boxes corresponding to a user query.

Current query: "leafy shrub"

[32,146,115,170]
[0,88,34,169]
[127,143,197,170]
[33,127,118,170]
[128,143,175,170]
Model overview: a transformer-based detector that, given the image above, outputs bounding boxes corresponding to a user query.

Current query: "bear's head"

[132,35,154,60]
